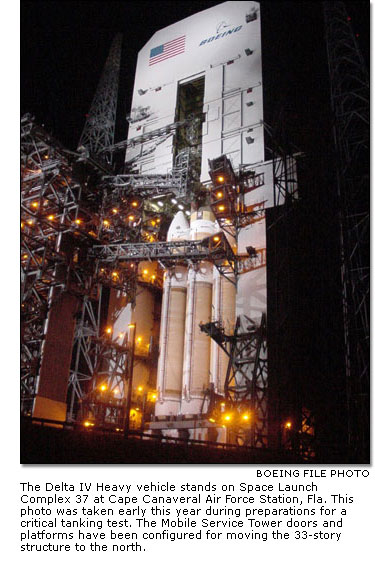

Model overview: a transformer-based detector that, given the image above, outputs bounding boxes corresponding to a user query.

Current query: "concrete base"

[33,396,67,425]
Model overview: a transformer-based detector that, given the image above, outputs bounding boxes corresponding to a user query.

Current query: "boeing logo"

[199,22,242,47]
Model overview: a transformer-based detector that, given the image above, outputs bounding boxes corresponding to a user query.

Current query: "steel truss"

[21,115,131,418]
[324,1,369,461]
[104,148,192,202]
[208,155,267,238]
[200,314,268,447]
[78,34,122,165]
[90,232,238,284]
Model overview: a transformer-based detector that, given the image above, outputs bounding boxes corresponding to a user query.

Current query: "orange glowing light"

[218,205,225,212]
[208,418,216,423]
[143,269,149,275]
[285,421,292,429]
[100,385,107,392]
[31,201,39,208]
[137,386,144,393]
[103,219,110,226]
[47,214,54,221]
[131,201,138,207]
[129,215,135,221]
[224,415,231,422]
[112,271,119,278]
[213,236,220,242]
[217,175,225,183]
[216,192,223,198]
[106,327,112,334]
[112,208,118,214]
[242,414,250,422]
[27,219,34,225]
[74,219,82,225]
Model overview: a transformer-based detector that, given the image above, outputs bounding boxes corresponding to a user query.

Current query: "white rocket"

[156,206,236,421]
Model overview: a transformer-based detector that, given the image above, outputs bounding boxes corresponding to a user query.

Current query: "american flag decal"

[149,35,186,66]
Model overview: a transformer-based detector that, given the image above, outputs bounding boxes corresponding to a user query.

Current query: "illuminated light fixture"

[143,269,149,275]
[113,388,119,394]
[246,101,254,107]
[185,210,190,216]
[100,385,107,392]
[218,205,225,212]
[21,222,25,228]
[131,201,138,207]
[23,254,28,259]
[138,88,148,95]
[245,48,254,56]
[136,336,142,343]
[157,201,163,207]
[246,136,255,144]
[156,218,160,222]
[106,326,112,334]
[47,214,54,221]
[129,215,135,221]
[100,268,105,272]
[151,274,156,280]
[285,421,292,430]
[112,271,118,278]
[103,219,110,226]
[217,191,223,198]
[151,220,156,226]
[137,386,144,393]
[128,323,135,329]
[112,208,118,214]
[213,236,220,242]
[178,204,184,210]
[151,393,157,400]
[224,415,231,422]
[83,420,94,427]
[171,198,177,204]
[208,418,216,423]
[217,175,225,183]
[74,219,82,225]
[242,414,250,422]
[31,201,38,208]
[118,333,124,338]
[130,263,134,268]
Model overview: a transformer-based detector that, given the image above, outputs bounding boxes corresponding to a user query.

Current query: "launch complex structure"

[21,2,369,462]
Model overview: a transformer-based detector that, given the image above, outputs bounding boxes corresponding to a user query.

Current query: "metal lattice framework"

[21,115,132,417]
[324,1,369,460]
[78,34,122,164]
[200,314,268,447]
[21,115,98,412]
[90,232,238,284]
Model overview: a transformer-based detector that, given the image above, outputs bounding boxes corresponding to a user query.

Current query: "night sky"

[21,1,369,152]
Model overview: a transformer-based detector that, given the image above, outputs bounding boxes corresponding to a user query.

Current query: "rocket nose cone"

[167,211,189,241]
